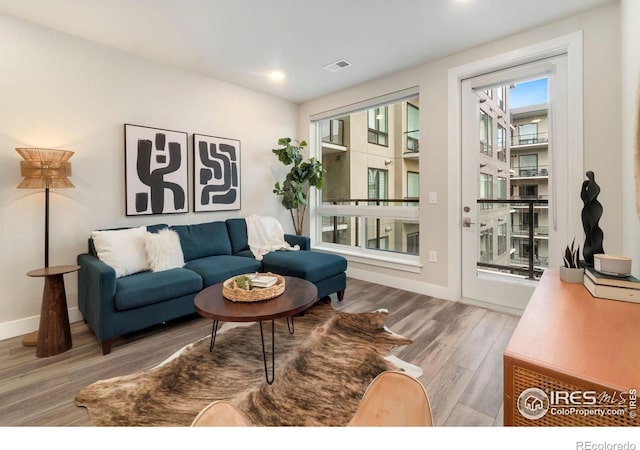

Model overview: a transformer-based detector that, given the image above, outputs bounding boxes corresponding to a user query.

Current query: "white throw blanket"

[246,215,300,261]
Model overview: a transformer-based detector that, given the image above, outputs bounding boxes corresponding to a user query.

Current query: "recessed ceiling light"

[268,70,286,81]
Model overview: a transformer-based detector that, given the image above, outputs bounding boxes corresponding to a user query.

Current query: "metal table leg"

[209,320,219,352]
[259,320,275,384]
[287,316,295,334]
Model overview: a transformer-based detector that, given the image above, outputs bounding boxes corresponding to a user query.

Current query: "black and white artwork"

[124,124,188,216]
[193,134,241,212]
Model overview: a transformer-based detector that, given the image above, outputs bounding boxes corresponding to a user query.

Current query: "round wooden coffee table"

[194,276,317,384]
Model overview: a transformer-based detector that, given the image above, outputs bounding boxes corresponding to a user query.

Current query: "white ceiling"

[0,0,616,103]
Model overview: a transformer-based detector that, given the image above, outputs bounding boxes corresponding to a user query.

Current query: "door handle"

[463,217,486,227]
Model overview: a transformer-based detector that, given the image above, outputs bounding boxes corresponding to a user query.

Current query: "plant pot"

[559,266,584,283]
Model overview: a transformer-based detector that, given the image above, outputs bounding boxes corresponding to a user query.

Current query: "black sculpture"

[580,171,604,266]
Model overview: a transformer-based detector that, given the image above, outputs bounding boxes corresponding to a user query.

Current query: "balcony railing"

[511,132,548,146]
[511,165,549,177]
[403,130,419,153]
[322,198,419,251]
[510,256,549,267]
[476,198,549,279]
[323,198,419,207]
[512,226,549,236]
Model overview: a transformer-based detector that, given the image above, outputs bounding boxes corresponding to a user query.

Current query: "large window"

[368,107,388,146]
[406,103,419,152]
[518,123,538,145]
[480,229,494,263]
[497,223,508,256]
[480,110,493,156]
[518,154,538,176]
[480,173,493,210]
[368,168,388,205]
[407,171,419,198]
[321,119,344,146]
[497,125,506,162]
[316,94,420,260]
[519,184,538,198]
[497,176,507,208]
[496,86,506,110]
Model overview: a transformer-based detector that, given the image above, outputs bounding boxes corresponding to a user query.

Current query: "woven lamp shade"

[16,148,75,189]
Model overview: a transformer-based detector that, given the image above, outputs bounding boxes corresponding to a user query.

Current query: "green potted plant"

[272,137,324,235]
[559,237,584,283]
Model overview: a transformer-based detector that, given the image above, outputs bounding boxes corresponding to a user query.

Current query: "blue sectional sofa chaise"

[77,218,347,355]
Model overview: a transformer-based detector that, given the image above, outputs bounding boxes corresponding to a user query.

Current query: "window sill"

[313,243,422,274]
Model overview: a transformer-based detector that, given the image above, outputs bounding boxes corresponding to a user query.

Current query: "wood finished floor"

[0,277,520,426]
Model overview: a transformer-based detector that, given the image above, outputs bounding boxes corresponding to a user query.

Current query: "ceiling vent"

[323,59,352,72]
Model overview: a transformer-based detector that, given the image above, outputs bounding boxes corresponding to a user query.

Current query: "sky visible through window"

[510,78,548,108]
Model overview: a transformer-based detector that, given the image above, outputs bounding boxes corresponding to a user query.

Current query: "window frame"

[407,171,420,199]
[368,107,389,147]
[311,89,421,270]
[406,103,420,152]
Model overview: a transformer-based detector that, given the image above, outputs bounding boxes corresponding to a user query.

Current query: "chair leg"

[101,339,112,355]
[337,290,345,301]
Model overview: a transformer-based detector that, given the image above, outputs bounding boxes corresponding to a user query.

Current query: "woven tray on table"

[222,273,285,302]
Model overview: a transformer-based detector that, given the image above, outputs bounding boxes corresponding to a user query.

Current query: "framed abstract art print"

[124,124,189,216]
[193,133,241,212]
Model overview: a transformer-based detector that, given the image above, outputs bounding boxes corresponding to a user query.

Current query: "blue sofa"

[77,218,347,355]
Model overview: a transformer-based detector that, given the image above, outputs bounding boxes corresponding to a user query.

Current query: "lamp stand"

[16,148,75,353]
[23,187,51,347]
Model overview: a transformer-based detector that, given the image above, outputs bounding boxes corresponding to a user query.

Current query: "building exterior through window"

[476,78,549,278]
[318,97,420,258]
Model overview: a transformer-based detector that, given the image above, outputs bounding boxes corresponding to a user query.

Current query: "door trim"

[446,31,584,305]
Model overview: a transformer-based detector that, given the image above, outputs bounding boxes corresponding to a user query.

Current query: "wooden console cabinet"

[504,269,639,426]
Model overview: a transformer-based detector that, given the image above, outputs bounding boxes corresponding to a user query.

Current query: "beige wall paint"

[621,0,640,277]
[298,3,621,298]
[0,14,298,339]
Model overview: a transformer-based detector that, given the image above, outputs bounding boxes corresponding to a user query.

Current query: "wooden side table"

[504,269,640,426]
[25,265,80,358]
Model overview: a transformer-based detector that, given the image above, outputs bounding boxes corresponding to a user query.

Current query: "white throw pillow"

[91,226,150,278]
[144,228,185,272]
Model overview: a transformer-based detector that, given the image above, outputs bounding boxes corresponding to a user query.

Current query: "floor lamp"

[16,148,75,267]
[17,148,75,352]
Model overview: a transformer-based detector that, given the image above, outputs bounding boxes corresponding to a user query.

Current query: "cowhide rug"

[74,301,414,426]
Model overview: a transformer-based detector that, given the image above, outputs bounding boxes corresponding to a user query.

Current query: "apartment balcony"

[510,195,549,209]
[512,227,549,239]
[322,141,347,154]
[321,118,347,154]
[510,255,549,268]
[403,130,419,158]
[510,165,549,179]
[476,198,548,279]
[510,132,548,149]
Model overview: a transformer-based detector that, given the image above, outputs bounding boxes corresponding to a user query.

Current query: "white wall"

[0,14,298,339]
[298,3,621,300]
[621,0,640,277]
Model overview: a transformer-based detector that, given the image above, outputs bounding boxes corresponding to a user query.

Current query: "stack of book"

[251,275,278,288]
[583,266,640,304]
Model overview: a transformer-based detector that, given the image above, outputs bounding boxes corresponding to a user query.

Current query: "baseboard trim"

[346,267,453,301]
[459,297,524,317]
[0,307,83,341]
